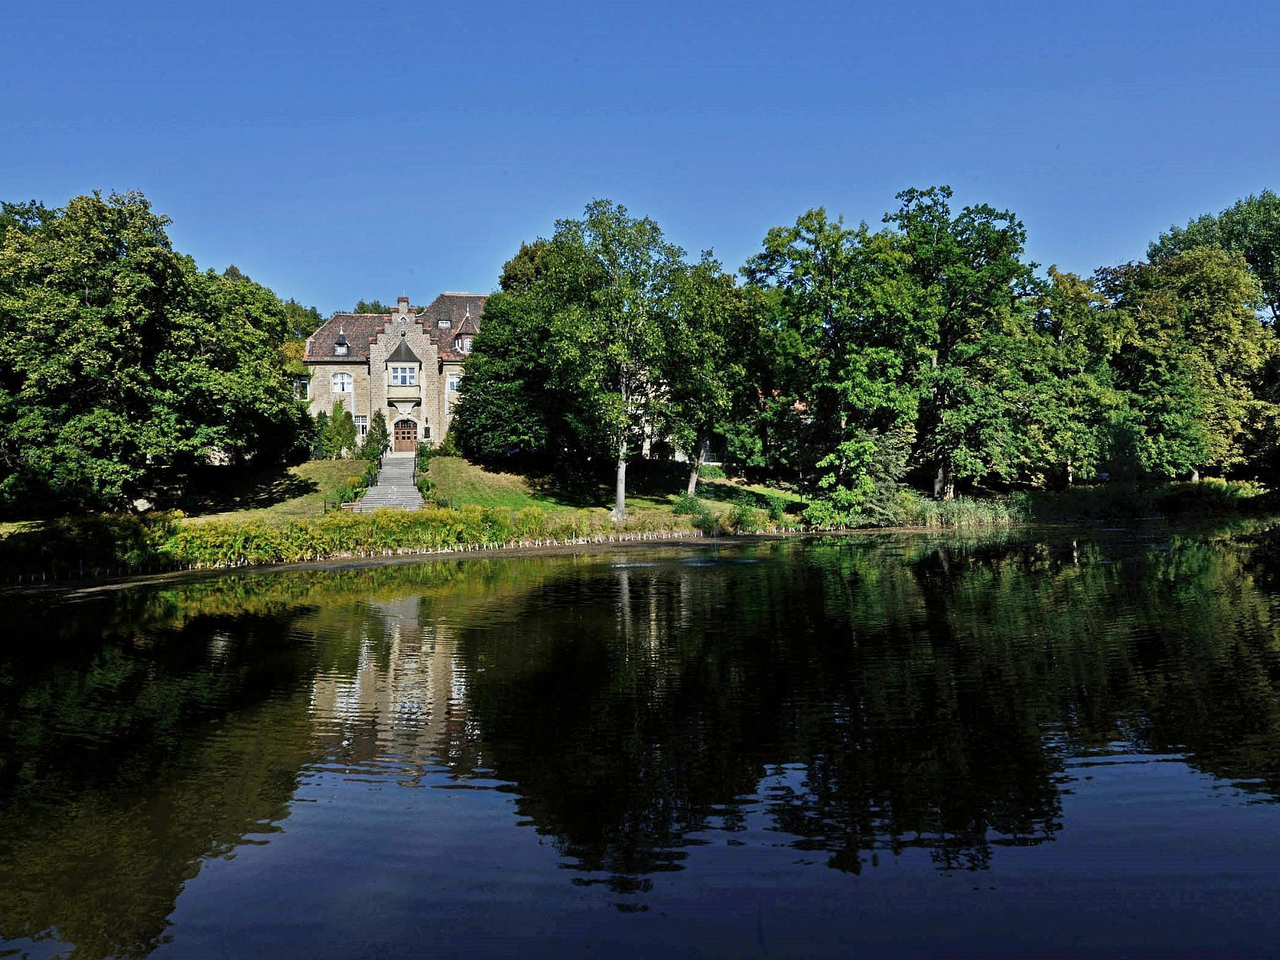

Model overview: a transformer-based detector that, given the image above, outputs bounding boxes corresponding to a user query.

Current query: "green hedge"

[0,505,707,579]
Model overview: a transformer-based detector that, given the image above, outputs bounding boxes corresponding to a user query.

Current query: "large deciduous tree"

[662,254,752,495]
[886,187,1042,499]
[743,209,923,523]
[1150,191,1280,323]
[0,191,306,513]
[1097,247,1274,479]
[548,201,684,520]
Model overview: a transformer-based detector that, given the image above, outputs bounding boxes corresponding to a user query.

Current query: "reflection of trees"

[456,531,1280,888]
[0,600,319,959]
[3,528,1280,953]
[0,558,560,959]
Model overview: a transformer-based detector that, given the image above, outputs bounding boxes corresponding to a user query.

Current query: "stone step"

[353,455,424,513]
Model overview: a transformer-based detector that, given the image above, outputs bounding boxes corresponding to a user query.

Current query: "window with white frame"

[448,375,461,393]
[389,365,417,386]
[332,372,353,393]
[354,416,368,438]
[437,318,452,328]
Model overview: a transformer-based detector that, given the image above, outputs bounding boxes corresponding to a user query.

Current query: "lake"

[3,526,1280,959]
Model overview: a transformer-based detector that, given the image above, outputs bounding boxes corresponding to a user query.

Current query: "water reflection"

[1,527,1280,957]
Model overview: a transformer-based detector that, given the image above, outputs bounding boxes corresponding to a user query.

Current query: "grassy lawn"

[429,455,689,515]
[0,520,41,539]
[426,457,566,511]
[427,456,802,520]
[184,460,365,522]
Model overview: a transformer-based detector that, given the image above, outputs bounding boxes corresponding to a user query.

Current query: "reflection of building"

[308,595,472,774]
[303,292,486,451]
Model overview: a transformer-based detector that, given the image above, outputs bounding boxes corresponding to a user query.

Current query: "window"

[390,365,417,386]
[437,319,452,328]
[456,337,472,353]
[354,416,368,438]
[448,375,461,393]
[332,373,353,393]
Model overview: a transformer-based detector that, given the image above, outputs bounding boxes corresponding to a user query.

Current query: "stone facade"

[304,292,485,451]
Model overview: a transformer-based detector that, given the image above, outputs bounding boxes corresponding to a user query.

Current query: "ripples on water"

[3,527,1280,958]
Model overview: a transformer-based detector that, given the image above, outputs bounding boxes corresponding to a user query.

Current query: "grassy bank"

[0,458,1269,583]
[0,504,709,581]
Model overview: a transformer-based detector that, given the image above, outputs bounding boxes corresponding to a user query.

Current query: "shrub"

[359,410,390,460]
[0,512,182,578]
[763,492,790,523]
[698,463,726,480]
[729,494,768,534]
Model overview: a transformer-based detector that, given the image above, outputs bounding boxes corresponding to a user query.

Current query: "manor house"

[304,293,486,451]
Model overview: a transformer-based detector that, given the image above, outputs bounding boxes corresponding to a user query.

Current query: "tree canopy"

[0,192,308,513]
[459,187,1280,524]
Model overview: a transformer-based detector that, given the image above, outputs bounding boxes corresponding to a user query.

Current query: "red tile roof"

[304,293,487,363]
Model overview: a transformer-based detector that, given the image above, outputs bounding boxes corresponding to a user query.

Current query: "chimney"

[397,296,410,316]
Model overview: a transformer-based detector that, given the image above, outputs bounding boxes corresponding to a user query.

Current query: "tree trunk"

[1190,467,1200,483]
[611,438,628,522]
[934,461,954,500]
[686,446,702,497]
[1066,457,1074,487]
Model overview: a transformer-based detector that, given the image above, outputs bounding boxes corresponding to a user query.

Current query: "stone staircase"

[353,453,424,512]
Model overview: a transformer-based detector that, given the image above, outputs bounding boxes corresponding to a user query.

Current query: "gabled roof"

[422,292,487,361]
[304,313,390,363]
[303,292,487,364]
[387,337,420,364]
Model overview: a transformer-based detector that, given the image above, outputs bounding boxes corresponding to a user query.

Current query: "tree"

[543,201,684,520]
[1016,267,1124,486]
[452,287,566,467]
[662,255,752,495]
[353,299,390,314]
[323,401,357,459]
[1150,191,1280,323]
[743,209,923,521]
[498,240,550,292]
[311,410,330,460]
[886,187,1042,499]
[0,191,307,513]
[1097,248,1273,479]
[360,409,390,460]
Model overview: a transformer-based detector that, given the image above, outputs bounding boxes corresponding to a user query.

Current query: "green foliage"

[0,191,307,514]
[671,493,719,533]
[661,255,754,472]
[697,463,726,479]
[1151,190,1280,323]
[330,459,379,506]
[0,511,182,577]
[310,411,330,460]
[1095,248,1273,479]
[359,410,390,460]
[1027,479,1264,522]
[454,200,686,520]
[353,299,390,314]
[322,401,357,459]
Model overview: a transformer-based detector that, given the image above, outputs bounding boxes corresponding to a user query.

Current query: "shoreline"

[6,510,1266,599]
[2,524,1029,598]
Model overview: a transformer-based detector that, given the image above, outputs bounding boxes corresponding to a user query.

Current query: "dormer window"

[456,337,472,353]
[334,331,349,356]
[437,318,451,328]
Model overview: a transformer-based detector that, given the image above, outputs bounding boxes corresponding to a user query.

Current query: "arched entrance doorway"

[392,419,418,452]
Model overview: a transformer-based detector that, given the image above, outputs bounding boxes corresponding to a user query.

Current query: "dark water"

[4,527,1280,959]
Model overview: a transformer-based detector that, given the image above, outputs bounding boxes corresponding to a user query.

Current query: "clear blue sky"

[4,0,1278,314]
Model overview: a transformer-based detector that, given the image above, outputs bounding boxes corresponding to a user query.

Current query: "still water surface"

[3,528,1280,958]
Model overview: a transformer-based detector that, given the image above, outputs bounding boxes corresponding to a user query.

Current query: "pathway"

[354,452,424,512]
